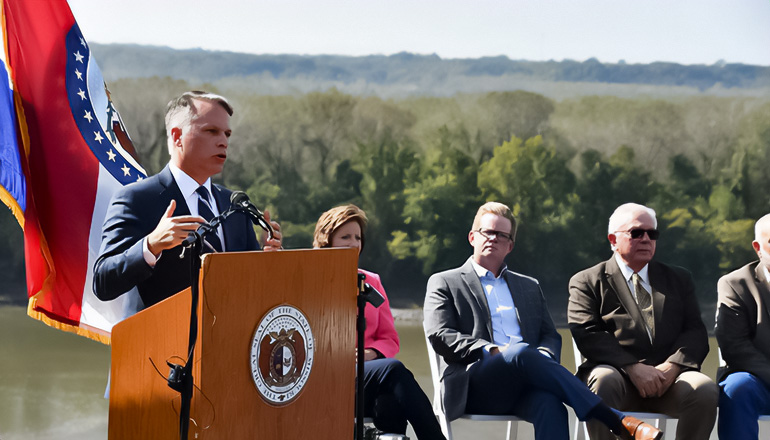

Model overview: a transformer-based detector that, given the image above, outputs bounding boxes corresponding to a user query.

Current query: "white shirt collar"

[169,162,212,200]
[614,252,649,284]
[763,265,770,285]
[470,258,506,279]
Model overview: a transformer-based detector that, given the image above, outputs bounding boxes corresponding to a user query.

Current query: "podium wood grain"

[109,248,358,439]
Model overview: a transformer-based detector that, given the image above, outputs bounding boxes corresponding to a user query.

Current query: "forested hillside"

[2,46,769,326]
[90,44,770,98]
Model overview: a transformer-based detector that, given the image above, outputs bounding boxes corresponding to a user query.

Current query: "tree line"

[92,45,770,92]
[2,80,769,326]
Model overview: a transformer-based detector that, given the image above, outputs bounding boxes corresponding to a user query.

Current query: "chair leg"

[656,419,665,439]
[439,415,453,440]
[507,420,518,440]
[572,417,582,440]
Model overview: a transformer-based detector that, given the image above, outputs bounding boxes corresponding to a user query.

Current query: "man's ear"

[468,230,475,247]
[170,127,183,148]
[608,233,617,247]
[753,240,761,255]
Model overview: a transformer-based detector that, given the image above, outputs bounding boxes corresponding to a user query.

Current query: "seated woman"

[313,204,446,440]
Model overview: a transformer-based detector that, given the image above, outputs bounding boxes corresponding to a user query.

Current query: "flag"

[1,0,147,343]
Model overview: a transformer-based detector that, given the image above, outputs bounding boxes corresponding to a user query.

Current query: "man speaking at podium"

[93,91,282,310]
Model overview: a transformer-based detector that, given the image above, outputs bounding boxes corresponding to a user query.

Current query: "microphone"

[230,191,274,240]
[357,273,385,308]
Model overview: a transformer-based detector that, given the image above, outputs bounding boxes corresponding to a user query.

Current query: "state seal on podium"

[250,304,315,405]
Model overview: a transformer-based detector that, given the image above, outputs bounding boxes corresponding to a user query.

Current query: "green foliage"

[3,84,770,321]
[478,135,574,225]
[479,91,555,144]
[394,126,482,275]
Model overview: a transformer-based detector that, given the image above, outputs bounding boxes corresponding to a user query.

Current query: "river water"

[0,306,721,439]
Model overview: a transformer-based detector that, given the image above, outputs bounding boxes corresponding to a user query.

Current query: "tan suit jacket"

[716,261,770,384]
[568,257,709,379]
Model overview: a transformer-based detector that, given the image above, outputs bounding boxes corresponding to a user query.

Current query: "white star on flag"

[74,51,84,63]
[106,149,116,161]
[121,164,131,176]
[94,131,103,143]
[83,110,93,123]
[77,89,86,100]
[74,69,83,80]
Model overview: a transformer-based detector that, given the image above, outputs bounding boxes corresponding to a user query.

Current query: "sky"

[68,0,770,66]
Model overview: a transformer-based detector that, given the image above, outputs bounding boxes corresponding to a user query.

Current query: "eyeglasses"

[475,229,514,242]
[615,228,660,240]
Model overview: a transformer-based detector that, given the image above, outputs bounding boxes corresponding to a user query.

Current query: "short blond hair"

[313,204,368,249]
[471,202,517,240]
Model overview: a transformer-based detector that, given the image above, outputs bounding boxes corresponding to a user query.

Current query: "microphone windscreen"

[230,191,250,205]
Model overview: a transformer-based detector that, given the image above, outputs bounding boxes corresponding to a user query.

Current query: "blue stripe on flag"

[0,58,26,213]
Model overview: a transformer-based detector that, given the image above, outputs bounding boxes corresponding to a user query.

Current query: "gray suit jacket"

[716,261,770,384]
[568,257,709,379]
[423,258,561,421]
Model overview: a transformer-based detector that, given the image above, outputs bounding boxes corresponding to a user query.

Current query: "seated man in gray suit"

[568,203,718,440]
[424,202,661,440]
[716,213,770,440]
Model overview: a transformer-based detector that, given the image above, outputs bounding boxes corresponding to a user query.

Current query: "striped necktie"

[195,186,223,253]
[632,272,654,341]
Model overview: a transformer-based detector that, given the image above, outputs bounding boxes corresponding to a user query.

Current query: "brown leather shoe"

[621,416,663,440]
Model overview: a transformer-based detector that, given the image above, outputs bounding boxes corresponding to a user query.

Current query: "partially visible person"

[313,204,445,440]
[94,91,282,310]
[569,203,718,440]
[716,213,770,440]
[424,201,662,440]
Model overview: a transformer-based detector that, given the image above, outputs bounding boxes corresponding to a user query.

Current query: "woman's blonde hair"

[313,204,368,249]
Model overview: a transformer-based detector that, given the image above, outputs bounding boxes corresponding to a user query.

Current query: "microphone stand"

[356,273,367,440]
[167,231,202,440]
[170,211,232,440]
[355,273,385,440]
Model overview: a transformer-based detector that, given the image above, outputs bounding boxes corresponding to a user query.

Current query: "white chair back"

[424,334,519,440]
[570,337,672,440]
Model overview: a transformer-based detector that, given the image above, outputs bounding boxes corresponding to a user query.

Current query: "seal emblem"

[251,305,314,405]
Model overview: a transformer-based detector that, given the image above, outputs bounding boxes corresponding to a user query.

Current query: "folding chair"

[424,336,522,440]
[719,348,770,436]
[571,338,674,440]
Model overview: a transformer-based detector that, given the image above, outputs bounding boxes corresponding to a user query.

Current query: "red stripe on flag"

[4,0,99,329]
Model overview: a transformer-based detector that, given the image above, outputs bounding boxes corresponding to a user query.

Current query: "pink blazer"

[360,269,400,358]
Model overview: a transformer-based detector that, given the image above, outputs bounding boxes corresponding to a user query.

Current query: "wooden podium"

[108,248,358,439]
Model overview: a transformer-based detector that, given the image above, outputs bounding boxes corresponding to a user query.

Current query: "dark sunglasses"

[616,228,660,240]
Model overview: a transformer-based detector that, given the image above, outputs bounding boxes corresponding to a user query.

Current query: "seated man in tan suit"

[568,203,718,440]
[716,213,770,440]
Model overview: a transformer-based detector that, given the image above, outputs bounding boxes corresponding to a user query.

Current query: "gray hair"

[165,91,233,153]
[755,213,770,242]
[607,203,658,235]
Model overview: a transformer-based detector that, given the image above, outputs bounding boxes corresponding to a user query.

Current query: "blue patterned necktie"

[195,186,223,253]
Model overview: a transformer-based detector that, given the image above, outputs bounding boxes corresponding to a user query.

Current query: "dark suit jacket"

[423,258,561,421]
[568,257,709,379]
[93,165,259,308]
[715,261,770,384]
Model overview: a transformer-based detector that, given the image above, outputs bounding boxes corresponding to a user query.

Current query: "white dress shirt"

[471,259,523,348]
[143,163,224,266]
